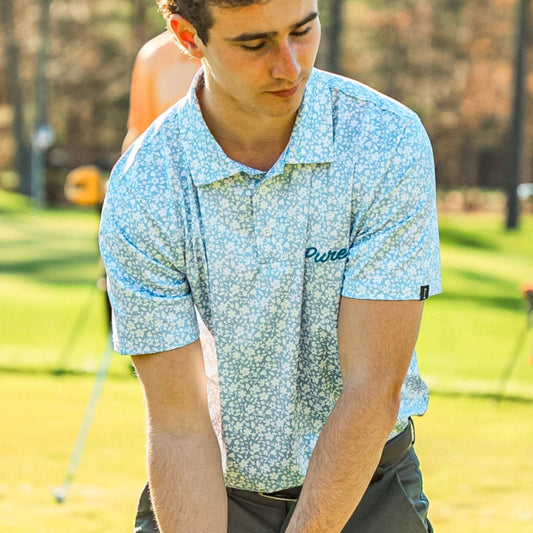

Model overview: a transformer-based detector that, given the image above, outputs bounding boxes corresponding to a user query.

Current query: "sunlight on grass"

[416,394,533,533]
[0,373,145,533]
[417,212,533,399]
[2,190,533,532]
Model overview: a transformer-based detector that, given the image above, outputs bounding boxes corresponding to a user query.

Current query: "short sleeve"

[98,146,198,355]
[342,116,441,300]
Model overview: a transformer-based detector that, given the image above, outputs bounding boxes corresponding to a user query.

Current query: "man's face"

[196,0,320,120]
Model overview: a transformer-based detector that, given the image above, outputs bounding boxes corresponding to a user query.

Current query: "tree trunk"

[506,0,530,229]
[317,0,345,73]
[131,0,149,46]
[31,0,53,207]
[326,0,344,73]
[0,0,31,195]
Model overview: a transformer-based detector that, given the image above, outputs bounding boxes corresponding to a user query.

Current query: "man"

[99,0,441,531]
[121,30,201,152]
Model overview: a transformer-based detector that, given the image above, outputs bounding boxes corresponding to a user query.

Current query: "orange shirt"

[122,32,201,152]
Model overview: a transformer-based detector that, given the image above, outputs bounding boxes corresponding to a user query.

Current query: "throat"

[223,137,289,172]
[209,108,294,171]
[197,81,296,171]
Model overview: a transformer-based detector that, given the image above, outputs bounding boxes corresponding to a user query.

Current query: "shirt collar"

[182,68,334,187]
[285,69,334,165]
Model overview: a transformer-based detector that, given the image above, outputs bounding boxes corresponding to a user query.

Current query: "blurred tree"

[0,0,165,202]
[0,0,32,195]
[506,0,531,229]
[341,0,532,193]
[30,0,53,207]
[317,0,346,73]
[43,0,163,200]
[0,0,531,201]
[131,0,150,47]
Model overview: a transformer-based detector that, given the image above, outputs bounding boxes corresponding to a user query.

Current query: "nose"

[271,40,301,81]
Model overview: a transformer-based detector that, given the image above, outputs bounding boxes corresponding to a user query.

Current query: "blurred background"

[1,0,533,208]
[1,1,532,532]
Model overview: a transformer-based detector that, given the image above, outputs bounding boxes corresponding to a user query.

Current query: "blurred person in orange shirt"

[121,30,201,152]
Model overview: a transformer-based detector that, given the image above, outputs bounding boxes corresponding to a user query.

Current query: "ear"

[168,14,204,59]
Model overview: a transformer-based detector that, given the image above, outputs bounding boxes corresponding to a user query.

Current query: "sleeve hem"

[112,331,200,356]
[341,282,442,301]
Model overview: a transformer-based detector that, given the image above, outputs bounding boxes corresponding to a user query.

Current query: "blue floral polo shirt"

[99,68,441,492]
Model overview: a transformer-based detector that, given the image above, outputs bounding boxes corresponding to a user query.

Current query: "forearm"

[285,384,399,533]
[147,429,227,532]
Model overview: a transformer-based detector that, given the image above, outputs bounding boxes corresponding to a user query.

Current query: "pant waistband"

[256,420,415,502]
[379,418,415,466]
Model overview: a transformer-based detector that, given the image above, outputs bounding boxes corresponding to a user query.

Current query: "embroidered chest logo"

[305,247,349,263]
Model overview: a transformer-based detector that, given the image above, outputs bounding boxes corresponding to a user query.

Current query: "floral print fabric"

[99,68,441,492]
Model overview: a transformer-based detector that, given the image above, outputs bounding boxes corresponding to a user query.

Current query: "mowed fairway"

[415,395,533,533]
[1,373,145,533]
[1,190,533,532]
[2,374,532,533]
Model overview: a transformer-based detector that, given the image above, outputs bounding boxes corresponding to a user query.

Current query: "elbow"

[342,376,403,430]
[385,385,402,427]
[380,375,404,425]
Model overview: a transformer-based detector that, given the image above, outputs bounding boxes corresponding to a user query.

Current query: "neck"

[197,76,298,172]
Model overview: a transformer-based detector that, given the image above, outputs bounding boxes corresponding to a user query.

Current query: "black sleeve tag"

[420,285,430,300]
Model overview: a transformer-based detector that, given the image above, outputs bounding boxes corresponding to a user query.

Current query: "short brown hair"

[157,0,266,44]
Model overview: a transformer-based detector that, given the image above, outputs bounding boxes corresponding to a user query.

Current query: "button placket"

[253,183,277,262]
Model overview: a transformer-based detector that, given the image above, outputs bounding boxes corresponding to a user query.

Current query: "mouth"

[268,85,300,98]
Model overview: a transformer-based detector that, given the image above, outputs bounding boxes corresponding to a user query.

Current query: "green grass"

[417,212,533,399]
[0,373,146,533]
[1,189,533,532]
[0,190,131,377]
[416,393,533,533]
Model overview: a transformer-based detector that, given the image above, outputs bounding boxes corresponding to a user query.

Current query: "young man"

[99,1,441,531]
[121,30,201,152]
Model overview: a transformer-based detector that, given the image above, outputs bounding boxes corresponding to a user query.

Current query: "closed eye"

[241,25,312,52]
[291,26,312,37]
[241,41,266,52]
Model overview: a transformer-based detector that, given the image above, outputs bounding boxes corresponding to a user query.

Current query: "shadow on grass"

[0,251,101,285]
[435,291,524,313]
[430,388,533,404]
[439,226,497,250]
[438,267,527,312]
[0,365,135,380]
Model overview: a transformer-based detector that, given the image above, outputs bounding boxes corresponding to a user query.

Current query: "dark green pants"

[133,447,432,532]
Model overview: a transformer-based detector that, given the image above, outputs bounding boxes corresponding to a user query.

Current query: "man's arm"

[286,297,424,533]
[132,340,227,532]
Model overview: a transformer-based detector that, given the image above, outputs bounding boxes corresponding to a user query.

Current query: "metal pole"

[506,0,530,230]
[53,334,114,503]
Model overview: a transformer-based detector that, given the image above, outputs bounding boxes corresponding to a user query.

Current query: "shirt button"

[262,227,273,238]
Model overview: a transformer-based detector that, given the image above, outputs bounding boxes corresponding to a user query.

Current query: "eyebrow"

[226,12,318,42]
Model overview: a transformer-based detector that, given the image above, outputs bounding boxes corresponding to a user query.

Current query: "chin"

[267,105,302,119]
[261,93,305,118]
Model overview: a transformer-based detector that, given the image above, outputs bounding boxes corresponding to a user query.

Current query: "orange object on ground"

[64,165,106,207]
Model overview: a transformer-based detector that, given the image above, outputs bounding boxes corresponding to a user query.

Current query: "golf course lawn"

[2,189,533,531]
[2,373,532,532]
